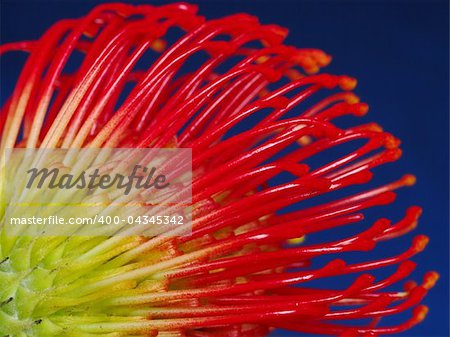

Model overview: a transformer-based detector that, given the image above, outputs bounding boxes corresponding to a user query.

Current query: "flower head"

[0,3,437,337]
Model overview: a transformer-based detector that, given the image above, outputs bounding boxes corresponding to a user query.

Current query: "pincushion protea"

[0,2,438,337]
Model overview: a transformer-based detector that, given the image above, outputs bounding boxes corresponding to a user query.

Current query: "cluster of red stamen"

[0,3,437,336]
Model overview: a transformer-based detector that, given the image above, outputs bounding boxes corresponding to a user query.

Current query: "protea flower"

[0,3,438,337]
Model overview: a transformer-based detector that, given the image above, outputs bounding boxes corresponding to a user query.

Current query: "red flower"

[0,3,437,336]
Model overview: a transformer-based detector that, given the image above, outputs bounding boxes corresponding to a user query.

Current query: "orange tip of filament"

[297,135,312,146]
[286,69,303,80]
[345,93,360,104]
[151,39,166,52]
[288,236,306,245]
[256,55,270,64]
[413,235,429,252]
[317,53,332,67]
[423,271,439,289]
[402,174,417,186]
[413,305,429,323]
[339,76,357,91]
[305,65,320,75]
[355,103,369,116]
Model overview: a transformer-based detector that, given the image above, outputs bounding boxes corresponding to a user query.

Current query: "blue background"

[1,1,448,336]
